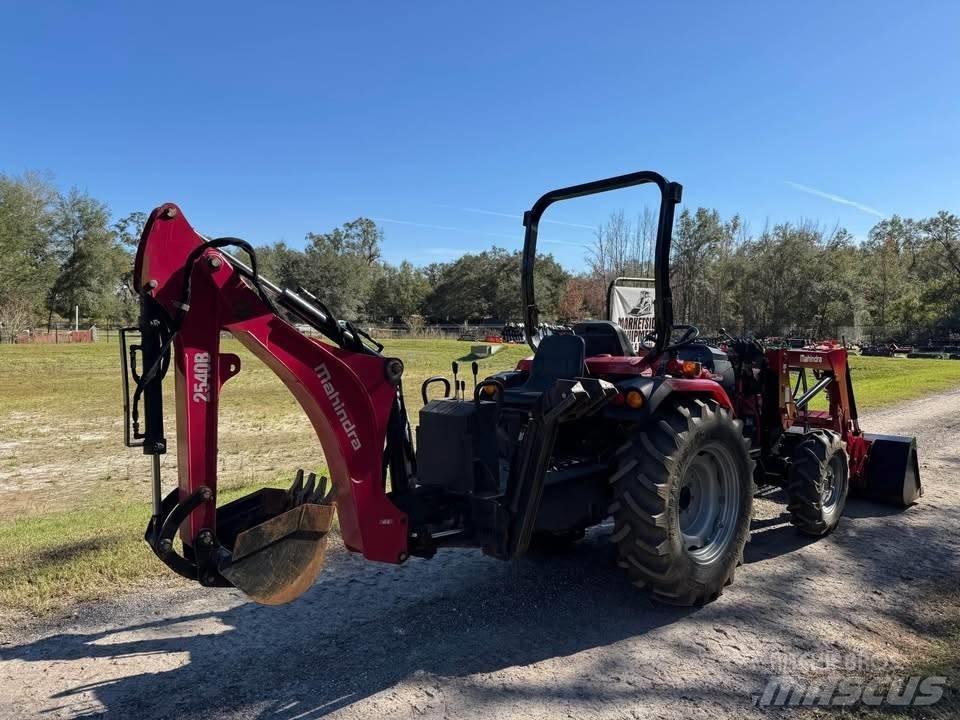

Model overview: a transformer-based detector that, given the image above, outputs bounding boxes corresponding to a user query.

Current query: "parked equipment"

[709,335,922,522]
[121,170,921,607]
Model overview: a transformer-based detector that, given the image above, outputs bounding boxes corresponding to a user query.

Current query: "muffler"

[215,471,336,605]
[855,434,923,506]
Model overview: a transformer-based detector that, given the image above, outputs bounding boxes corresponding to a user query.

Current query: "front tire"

[786,431,849,536]
[610,399,755,606]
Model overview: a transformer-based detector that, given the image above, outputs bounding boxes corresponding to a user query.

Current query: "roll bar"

[520,170,683,356]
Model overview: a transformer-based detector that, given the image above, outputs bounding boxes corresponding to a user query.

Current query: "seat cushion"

[573,320,636,357]
[504,334,586,402]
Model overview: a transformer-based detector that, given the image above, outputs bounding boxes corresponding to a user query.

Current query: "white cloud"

[540,238,592,248]
[784,181,887,218]
[435,204,596,230]
[372,217,516,241]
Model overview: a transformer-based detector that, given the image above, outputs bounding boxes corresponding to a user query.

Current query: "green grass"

[0,340,957,615]
[0,482,271,614]
[843,356,960,410]
[0,338,528,614]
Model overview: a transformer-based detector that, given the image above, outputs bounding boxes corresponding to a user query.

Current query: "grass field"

[0,338,529,613]
[1,339,959,614]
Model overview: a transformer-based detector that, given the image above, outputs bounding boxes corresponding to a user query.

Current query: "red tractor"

[122,170,921,607]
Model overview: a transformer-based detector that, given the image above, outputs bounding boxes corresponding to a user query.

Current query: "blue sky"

[2,2,958,268]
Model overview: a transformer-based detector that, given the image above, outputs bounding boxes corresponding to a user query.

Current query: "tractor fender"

[603,376,732,421]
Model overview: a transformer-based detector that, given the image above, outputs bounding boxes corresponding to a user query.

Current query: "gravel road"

[2,390,958,719]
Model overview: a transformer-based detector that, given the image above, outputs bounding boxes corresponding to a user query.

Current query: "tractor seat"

[572,320,636,357]
[504,334,586,406]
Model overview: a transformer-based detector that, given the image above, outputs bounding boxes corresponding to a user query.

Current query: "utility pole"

[75,305,79,332]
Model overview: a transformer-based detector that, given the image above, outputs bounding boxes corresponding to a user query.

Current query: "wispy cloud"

[784,181,886,218]
[375,215,592,251]
[540,238,593,248]
[372,217,516,241]
[436,204,597,230]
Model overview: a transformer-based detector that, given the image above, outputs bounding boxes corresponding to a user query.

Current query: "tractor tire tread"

[611,398,755,607]
[785,430,849,537]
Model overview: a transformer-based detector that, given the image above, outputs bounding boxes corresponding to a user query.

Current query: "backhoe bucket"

[215,478,336,605]
[857,434,923,506]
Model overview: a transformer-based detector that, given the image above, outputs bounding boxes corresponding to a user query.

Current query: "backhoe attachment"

[123,204,410,605]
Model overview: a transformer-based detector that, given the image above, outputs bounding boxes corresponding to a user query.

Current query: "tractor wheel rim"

[678,441,741,565]
[821,455,844,513]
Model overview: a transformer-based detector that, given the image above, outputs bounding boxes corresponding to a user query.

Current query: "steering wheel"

[643,324,701,351]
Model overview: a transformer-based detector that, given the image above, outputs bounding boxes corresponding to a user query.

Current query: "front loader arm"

[129,204,408,602]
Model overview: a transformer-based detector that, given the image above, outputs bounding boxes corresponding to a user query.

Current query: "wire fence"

[4,321,957,349]
[0,323,531,345]
[0,325,97,344]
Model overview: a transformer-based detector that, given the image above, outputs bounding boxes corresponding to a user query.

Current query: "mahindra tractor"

[122,170,922,607]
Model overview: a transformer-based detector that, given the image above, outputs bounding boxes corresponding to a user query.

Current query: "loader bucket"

[857,434,923,507]
[216,485,336,605]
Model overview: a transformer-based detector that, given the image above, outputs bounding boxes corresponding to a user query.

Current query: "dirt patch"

[0,408,324,521]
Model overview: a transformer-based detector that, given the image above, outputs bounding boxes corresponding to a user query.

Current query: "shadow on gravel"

[743,514,818,564]
[0,535,698,719]
[843,497,908,519]
[2,502,950,720]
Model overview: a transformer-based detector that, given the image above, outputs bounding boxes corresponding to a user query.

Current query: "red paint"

[516,353,655,377]
[585,355,656,376]
[516,351,729,408]
[665,378,733,409]
[767,345,877,487]
[136,204,407,564]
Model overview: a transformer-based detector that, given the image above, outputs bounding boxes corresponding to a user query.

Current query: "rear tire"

[610,399,754,606]
[786,431,849,536]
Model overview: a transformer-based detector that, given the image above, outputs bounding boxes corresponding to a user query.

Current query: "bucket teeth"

[317,476,335,504]
[287,470,334,509]
[287,470,334,507]
[301,472,317,502]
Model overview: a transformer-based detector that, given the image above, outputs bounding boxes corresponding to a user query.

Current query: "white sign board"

[608,282,656,351]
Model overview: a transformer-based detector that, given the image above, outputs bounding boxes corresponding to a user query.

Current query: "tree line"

[1,171,957,341]
[576,206,960,341]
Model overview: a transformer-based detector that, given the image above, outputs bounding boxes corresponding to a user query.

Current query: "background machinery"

[122,170,921,607]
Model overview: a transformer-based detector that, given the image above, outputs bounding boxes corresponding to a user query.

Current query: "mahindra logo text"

[800,354,823,364]
[315,363,362,450]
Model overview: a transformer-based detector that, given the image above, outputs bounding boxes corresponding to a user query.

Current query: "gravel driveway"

[2,389,958,719]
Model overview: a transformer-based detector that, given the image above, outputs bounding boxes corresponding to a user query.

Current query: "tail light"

[611,389,646,408]
[624,389,645,408]
[666,358,703,378]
